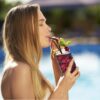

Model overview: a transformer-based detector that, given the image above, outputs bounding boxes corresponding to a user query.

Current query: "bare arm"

[49,77,69,100]
[50,41,62,85]
[49,59,80,100]
[51,53,61,85]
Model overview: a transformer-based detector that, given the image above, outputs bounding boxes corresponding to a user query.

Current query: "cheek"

[39,28,46,40]
[39,34,45,45]
[39,33,44,41]
[38,28,50,48]
[39,26,46,34]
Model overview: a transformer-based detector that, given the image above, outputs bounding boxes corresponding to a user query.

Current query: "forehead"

[38,10,46,21]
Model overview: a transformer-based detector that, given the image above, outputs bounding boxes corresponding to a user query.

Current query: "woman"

[0,4,80,100]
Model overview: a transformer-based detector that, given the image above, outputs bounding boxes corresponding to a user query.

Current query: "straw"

[50,37,62,54]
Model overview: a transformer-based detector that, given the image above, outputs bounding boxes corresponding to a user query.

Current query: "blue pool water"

[0,44,100,100]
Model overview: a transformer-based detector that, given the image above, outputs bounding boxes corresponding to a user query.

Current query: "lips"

[46,35,52,39]
[46,34,52,38]
[45,35,52,43]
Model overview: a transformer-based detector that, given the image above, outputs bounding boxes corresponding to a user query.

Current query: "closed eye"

[39,18,46,27]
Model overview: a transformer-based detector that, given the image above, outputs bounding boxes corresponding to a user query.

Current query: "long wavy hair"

[3,4,53,99]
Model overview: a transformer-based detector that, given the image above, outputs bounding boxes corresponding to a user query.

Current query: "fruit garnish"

[65,40,72,46]
[59,38,72,46]
[65,47,70,51]
[59,38,65,46]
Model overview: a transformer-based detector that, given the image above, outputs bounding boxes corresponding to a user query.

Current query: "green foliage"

[84,5,100,25]
[43,4,100,35]
[0,0,22,20]
[0,1,99,35]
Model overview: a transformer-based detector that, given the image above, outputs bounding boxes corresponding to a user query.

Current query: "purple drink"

[55,47,76,75]
[50,36,76,76]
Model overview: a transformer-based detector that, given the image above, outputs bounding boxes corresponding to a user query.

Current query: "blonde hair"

[3,4,53,99]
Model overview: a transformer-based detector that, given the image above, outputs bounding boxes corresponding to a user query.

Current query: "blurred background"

[0,0,100,100]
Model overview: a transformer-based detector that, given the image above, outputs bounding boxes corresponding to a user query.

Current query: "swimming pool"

[0,44,100,100]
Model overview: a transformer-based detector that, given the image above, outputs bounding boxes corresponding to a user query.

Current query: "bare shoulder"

[1,61,35,99]
[12,61,31,75]
[9,61,34,98]
[2,61,31,79]
[10,61,32,82]
[2,61,31,82]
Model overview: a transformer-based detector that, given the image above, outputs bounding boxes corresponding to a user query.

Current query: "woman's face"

[38,9,52,48]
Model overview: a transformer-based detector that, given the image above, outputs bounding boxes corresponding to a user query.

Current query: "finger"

[72,67,79,76]
[51,40,64,51]
[67,59,74,72]
[51,41,58,50]
[51,49,58,59]
[74,72,80,80]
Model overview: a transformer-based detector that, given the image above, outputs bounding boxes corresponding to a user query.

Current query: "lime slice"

[59,38,66,46]
[59,38,72,46]
[65,40,72,46]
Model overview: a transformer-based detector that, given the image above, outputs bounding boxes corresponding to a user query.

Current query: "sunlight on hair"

[3,60,18,73]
